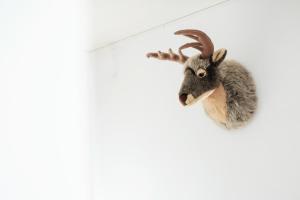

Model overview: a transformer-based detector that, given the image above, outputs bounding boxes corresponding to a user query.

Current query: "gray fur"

[179,53,257,129]
[218,60,257,129]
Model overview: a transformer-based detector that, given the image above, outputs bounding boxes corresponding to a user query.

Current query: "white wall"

[91,0,226,48]
[90,0,300,200]
[0,0,92,200]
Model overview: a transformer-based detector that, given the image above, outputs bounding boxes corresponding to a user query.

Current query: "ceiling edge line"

[89,0,230,52]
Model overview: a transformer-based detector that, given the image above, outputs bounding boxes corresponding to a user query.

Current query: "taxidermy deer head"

[147,29,257,129]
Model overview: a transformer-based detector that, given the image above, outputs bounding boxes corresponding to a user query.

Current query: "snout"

[179,93,188,106]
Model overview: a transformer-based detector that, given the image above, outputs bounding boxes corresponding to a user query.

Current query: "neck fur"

[202,84,227,124]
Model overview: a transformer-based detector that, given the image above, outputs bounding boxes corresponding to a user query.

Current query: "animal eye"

[197,68,207,78]
[185,67,195,75]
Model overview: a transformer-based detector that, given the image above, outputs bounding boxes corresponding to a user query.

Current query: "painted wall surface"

[0,0,91,200]
[91,0,226,48]
[90,0,300,200]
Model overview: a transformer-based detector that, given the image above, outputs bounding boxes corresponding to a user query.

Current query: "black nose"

[179,93,187,105]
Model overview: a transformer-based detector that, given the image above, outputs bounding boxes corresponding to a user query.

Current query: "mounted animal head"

[147,29,227,106]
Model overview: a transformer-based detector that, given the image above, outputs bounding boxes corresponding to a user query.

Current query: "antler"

[175,29,214,59]
[146,48,188,64]
[146,29,214,64]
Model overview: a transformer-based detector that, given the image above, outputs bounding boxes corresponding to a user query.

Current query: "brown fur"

[202,84,227,125]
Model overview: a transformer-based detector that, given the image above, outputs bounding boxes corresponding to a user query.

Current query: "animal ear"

[211,48,227,65]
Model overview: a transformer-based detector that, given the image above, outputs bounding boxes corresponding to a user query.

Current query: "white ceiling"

[91,0,226,50]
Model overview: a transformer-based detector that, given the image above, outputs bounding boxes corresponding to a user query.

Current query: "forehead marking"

[185,56,210,70]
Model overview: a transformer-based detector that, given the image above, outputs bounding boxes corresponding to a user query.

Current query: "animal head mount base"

[147,29,257,129]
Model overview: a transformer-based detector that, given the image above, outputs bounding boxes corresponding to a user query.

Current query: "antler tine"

[146,48,188,64]
[179,34,198,41]
[175,29,214,58]
[179,42,204,54]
